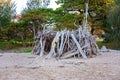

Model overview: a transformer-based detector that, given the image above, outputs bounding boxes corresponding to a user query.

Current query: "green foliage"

[0,0,117,50]
[96,41,104,49]
[104,0,120,49]
[0,1,16,27]
[53,8,82,30]
[107,3,120,28]
[0,1,16,43]
[22,49,32,53]
[97,40,120,50]
[0,41,15,49]
[20,8,55,33]
[55,0,114,29]
[0,41,34,49]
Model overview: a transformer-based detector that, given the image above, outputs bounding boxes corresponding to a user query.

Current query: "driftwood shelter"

[32,1,99,59]
[32,28,99,59]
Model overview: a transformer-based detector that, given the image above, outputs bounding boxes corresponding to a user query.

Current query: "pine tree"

[0,0,16,27]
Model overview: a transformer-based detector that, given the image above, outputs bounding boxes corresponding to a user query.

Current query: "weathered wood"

[61,48,77,57]
[46,32,61,58]
[61,51,79,59]
[71,34,87,59]
[40,39,46,57]
[32,27,99,59]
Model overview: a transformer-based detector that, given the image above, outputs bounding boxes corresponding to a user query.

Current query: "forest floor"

[0,52,120,80]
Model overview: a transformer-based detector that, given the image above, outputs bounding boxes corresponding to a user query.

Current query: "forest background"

[0,0,120,51]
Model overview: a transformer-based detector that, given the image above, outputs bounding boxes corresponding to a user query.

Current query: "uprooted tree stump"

[32,28,99,59]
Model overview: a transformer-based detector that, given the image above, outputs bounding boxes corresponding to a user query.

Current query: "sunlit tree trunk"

[83,0,89,34]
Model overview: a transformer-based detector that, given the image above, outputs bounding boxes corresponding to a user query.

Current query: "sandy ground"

[0,52,120,80]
